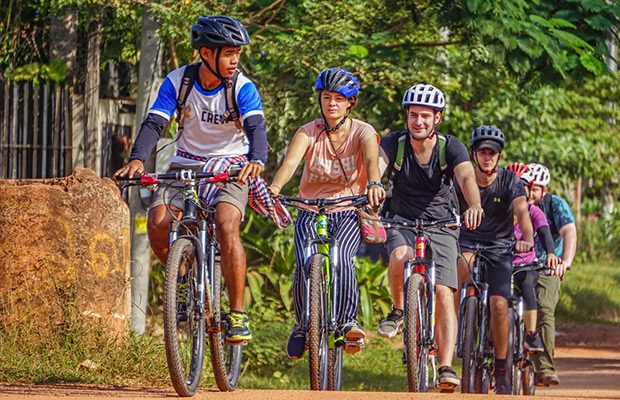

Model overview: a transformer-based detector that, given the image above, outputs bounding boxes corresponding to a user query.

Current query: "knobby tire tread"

[405,274,426,392]
[209,255,243,391]
[308,254,328,390]
[461,296,479,394]
[163,238,204,397]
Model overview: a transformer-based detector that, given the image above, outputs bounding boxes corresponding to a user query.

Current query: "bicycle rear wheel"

[522,362,536,395]
[164,238,205,397]
[308,253,329,390]
[404,273,427,392]
[461,296,479,394]
[328,347,343,390]
[209,254,243,391]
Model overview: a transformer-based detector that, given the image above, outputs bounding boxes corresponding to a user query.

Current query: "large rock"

[0,168,131,335]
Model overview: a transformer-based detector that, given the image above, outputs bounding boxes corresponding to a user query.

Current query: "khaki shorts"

[149,163,249,219]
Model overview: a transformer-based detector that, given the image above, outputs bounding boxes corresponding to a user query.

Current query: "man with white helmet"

[524,163,577,387]
[379,84,484,390]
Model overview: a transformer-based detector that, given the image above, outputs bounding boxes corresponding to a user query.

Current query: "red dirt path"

[2,321,619,399]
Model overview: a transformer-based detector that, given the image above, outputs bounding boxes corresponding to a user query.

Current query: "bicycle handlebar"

[277,194,368,209]
[465,242,514,253]
[380,214,462,230]
[512,260,551,276]
[118,167,242,187]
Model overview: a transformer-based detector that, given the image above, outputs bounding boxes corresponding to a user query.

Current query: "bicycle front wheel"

[209,255,243,391]
[461,295,479,394]
[507,308,516,395]
[164,238,205,397]
[308,253,329,390]
[404,273,427,392]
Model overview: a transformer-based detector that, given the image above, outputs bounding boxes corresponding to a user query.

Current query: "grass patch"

[556,259,620,323]
[0,312,169,385]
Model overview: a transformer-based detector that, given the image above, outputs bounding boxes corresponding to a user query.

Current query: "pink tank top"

[298,118,378,202]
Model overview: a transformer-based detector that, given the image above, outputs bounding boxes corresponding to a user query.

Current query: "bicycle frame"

[301,213,342,343]
[167,175,219,329]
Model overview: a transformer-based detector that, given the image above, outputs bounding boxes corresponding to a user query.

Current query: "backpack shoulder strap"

[223,70,242,130]
[176,62,200,125]
[437,133,447,171]
[542,193,558,233]
[388,131,408,182]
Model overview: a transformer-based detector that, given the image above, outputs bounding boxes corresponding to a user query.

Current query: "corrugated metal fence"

[0,79,72,179]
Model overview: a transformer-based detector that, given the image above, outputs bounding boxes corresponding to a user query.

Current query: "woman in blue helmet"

[270,68,385,359]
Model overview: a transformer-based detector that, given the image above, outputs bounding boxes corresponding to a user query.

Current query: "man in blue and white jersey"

[115,15,268,342]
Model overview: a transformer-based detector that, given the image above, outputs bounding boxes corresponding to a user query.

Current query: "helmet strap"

[318,98,349,133]
[473,151,500,175]
[200,47,225,82]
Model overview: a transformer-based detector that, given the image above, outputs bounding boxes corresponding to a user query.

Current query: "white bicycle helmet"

[402,84,445,111]
[527,163,551,187]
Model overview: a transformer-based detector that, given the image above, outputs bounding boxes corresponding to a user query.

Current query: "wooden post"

[130,6,162,334]
[84,19,101,173]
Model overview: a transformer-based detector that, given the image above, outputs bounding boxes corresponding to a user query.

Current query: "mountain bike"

[457,243,514,394]
[121,168,243,396]
[277,194,368,391]
[380,214,462,392]
[509,259,549,396]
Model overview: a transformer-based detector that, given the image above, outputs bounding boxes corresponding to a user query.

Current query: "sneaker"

[524,331,544,353]
[176,276,190,322]
[377,307,404,338]
[343,322,366,340]
[225,311,252,341]
[342,322,366,354]
[495,370,511,395]
[535,372,560,386]
[286,324,307,359]
[438,366,460,389]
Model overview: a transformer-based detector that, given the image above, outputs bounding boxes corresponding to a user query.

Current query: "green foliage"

[8,58,68,82]
[575,212,620,262]
[355,256,391,328]
[557,259,620,322]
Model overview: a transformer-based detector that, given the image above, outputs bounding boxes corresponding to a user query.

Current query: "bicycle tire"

[209,254,243,391]
[508,308,519,395]
[461,295,479,394]
[308,253,329,390]
[404,274,426,392]
[328,347,343,390]
[522,363,536,395]
[163,238,205,397]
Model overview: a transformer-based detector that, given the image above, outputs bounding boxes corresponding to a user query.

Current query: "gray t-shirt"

[381,131,470,220]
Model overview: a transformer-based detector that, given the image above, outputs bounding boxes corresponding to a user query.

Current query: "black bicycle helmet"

[190,15,250,49]
[470,125,505,152]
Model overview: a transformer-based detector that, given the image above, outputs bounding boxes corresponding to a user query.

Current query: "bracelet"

[271,184,282,190]
[367,181,384,189]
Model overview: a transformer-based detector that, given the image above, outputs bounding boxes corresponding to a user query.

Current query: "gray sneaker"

[377,307,404,338]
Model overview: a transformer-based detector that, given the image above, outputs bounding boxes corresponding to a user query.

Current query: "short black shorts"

[460,240,513,299]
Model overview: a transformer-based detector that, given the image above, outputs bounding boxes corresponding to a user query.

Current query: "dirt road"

[2,322,619,399]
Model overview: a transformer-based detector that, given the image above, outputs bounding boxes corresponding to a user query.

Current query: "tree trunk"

[49,5,78,81]
[84,19,102,173]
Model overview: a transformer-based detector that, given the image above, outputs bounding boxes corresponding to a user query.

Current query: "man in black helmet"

[454,125,534,395]
[115,15,268,342]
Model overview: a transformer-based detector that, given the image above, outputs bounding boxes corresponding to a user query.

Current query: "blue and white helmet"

[402,84,445,111]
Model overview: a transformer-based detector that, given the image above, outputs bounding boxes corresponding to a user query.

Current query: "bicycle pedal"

[439,386,455,393]
[225,339,247,346]
[344,339,364,354]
